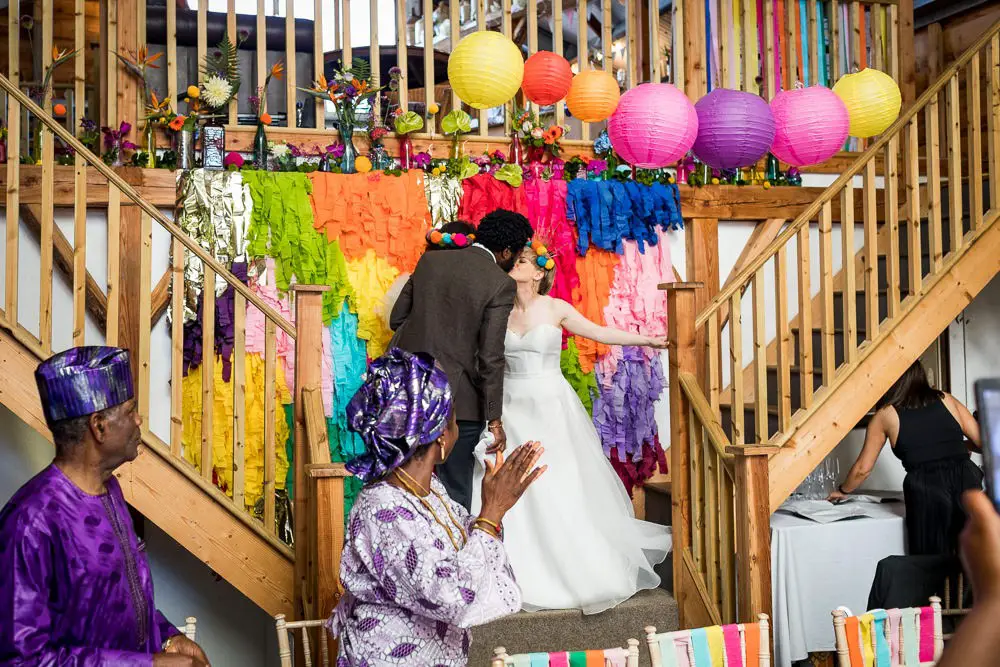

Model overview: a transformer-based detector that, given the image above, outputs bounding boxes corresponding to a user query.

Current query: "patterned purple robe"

[0,465,178,665]
[328,477,521,666]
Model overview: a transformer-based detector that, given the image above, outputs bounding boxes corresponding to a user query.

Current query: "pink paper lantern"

[608,83,699,169]
[770,86,850,167]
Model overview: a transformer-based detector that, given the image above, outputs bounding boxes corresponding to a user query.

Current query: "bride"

[472,243,672,614]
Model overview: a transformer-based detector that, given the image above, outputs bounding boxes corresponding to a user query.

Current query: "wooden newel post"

[665,282,702,624]
[292,285,329,621]
[728,445,775,624]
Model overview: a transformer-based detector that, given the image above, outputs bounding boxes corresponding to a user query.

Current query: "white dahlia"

[270,143,290,158]
[202,75,233,109]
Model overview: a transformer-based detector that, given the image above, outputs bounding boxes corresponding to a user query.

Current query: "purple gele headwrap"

[345,348,453,483]
[35,346,134,424]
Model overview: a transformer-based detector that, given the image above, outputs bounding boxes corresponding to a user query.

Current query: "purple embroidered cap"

[345,348,453,483]
[35,346,134,424]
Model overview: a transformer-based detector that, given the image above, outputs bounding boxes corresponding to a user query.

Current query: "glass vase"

[176,129,195,170]
[339,121,357,173]
[370,142,392,171]
[202,119,226,171]
[143,122,157,168]
[508,133,524,165]
[252,122,269,170]
[398,134,414,170]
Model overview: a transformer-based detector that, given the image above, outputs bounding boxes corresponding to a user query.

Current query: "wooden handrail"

[695,16,1000,329]
[678,371,733,462]
[0,73,296,338]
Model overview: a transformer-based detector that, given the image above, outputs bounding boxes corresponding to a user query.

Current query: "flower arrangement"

[513,106,566,158]
[28,47,79,106]
[115,46,164,106]
[101,122,139,167]
[301,57,391,129]
[200,34,245,114]
[248,61,284,125]
[442,109,472,159]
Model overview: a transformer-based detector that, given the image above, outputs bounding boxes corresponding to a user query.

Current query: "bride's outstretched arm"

[554,299,668,348]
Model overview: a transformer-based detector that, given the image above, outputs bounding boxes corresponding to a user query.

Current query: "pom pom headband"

[427,229,475,248]
[528,240,556,271]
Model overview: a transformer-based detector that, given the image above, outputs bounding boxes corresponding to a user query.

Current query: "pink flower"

[531,127,544,139]
[224,151,245,169]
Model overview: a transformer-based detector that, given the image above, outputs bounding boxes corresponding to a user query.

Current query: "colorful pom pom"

[442,233,452,244]
[536,244,548,255]
[536,256,547,267]
[453,233,468,246]
[430,230,443,244]
[545,259,555,270]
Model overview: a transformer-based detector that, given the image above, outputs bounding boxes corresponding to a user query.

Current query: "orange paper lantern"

[565,70,621,123]
[522,51,573,106]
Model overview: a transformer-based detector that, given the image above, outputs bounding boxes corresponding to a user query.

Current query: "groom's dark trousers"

[388,245,516,511]
[437,421,485,510]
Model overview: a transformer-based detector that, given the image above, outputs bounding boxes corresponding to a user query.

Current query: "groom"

[389,209,534,510]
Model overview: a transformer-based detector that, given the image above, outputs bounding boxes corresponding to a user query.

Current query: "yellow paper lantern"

[832,68,902,138]
[566,70,621,123]
[448,31,524,110]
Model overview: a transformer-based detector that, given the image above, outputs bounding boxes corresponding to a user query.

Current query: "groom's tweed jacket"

[389,246,515,422]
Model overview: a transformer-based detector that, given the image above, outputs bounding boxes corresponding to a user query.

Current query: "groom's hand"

[486,420,507,454]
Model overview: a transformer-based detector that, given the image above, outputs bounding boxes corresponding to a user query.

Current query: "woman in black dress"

[829,361,983,555]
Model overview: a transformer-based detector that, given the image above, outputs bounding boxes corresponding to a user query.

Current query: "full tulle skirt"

[472,369,671,614]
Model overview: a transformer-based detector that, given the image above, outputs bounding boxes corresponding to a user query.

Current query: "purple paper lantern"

[770,86,850,167]
[692,89,776,170]
[608,83,698,169]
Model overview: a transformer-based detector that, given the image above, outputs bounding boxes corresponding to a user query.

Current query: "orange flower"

[169,115,186,131]
[260,112,272,125]
[269,62,285,81]
[137,46,163,69]
[542,126,563,145]
[52,103,66,116]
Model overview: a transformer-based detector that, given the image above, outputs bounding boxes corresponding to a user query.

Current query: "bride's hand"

[644,336,670,349]
[479,442,546,525]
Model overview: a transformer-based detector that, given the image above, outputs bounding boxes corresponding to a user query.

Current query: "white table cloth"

[771,502,906,667]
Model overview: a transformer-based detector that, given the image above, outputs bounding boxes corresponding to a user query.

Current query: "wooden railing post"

[665,282,702,624]
[292,285,329,621]
[728,445,776,624]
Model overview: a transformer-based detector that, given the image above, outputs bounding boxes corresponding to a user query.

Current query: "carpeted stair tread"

[470,588,678,666]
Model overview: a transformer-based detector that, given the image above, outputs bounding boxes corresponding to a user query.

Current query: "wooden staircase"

[0,78,334,618]
[666,20,1000,628]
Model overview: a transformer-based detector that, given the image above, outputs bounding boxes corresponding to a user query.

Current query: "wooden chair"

[181,617,197,641]
[645,615,771,667]
[831,596,943,666]
[490,640,640,666]
[942,573,970,639]
[274,614,331,667]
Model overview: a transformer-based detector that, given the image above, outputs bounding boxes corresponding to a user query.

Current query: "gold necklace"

[395,468,467,541]
[393,470,467,550]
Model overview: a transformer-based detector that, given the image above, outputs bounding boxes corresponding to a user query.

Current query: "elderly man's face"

[95,398,143,466]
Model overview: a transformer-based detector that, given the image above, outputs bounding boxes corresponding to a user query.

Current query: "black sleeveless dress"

[891,399,983,555]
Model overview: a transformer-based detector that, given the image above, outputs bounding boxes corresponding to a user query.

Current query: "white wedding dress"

[471,324,672,614]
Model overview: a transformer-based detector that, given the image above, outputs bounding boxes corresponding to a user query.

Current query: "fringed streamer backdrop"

[178,168,680,512]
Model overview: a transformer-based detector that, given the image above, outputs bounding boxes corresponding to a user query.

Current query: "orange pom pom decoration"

[566,70,621,123]
[53,103,67,117]
[429,230,444,244]
[522,51,573,106]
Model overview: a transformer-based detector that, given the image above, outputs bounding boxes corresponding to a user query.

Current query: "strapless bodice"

[504,324,563,379]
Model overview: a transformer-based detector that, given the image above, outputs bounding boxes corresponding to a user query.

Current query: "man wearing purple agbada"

[0,346,209,666]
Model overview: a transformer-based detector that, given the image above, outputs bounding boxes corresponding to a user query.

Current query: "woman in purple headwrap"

[327,348,545,666]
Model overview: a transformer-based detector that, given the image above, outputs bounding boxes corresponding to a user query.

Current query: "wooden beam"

[729,445,774,624]
[150,269,171,327]
[20,205,108,329]
[898,0,916,105]
[665,282,703,628]
[292,285,329,621]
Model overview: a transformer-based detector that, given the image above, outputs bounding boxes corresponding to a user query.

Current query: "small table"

[771,502,906,667]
